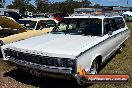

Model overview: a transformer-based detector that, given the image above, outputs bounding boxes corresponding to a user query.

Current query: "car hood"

[0,28,51,44]
[7,33,100,58]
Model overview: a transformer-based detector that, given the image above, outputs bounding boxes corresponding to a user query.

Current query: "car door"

[114,17,130,48]
[102,18,117,61]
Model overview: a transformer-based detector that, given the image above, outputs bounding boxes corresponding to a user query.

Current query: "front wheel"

[89,59,99,74]
[76,59,99,86]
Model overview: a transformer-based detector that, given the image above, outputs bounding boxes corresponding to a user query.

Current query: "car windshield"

[25,21,37,29]
[18,20,37,30]
[40,20,56,27]
[52,18,102,36]
[35,20,56,30]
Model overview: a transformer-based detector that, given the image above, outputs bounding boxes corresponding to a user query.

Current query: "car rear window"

[114,17,125,29]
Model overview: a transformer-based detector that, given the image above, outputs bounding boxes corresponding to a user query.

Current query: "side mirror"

[108,31,113,35]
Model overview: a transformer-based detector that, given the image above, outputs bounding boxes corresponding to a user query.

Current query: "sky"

[5,0,132,7]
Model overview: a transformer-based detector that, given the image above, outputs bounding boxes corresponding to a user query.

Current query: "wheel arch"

[90,54,102,68]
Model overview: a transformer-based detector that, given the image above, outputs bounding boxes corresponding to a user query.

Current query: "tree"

[0,4,4,8]
[65,0,73,3]
[7,0,95,14]
[6,4,14,9]
[82,0,92,8]
[6,0,36,14]
[25,4,36,13]
[46,1,86,13]
[93,4,100,8]
[11,0,26,13]
[63,1,82,13]
[0,0,5,8]
[35,0,48,13]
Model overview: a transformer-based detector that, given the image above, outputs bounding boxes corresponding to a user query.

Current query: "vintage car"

[0,17,58,45]
[0,16,23,29]
[1,15,130,85]
[123,11,132,21]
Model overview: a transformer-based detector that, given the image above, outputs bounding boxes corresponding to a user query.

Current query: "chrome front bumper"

[8,57,75,75]
[7,58,86,85]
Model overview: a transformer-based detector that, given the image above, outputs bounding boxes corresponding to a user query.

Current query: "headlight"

[0,40,4,46]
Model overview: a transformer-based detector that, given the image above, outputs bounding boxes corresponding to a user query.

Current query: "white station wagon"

[1,15,130,85]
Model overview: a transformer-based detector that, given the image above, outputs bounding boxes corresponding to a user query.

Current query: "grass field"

[0,22,132,88]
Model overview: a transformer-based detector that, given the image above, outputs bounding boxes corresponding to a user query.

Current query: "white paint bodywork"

[123,11,132,16]
[2,34,100,58]
[1,15,130,77]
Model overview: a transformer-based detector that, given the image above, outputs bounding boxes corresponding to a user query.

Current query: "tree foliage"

[0,4,4,8]
[0,0,5,8]
[6,0,36,14]
[35,0,48,13]
[6,0,96,14]
[93,4,101,8]
[82,0,92,8]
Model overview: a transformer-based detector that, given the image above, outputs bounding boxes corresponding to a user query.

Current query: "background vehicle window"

[24,21,37,29]
[40,20,56,27]
[36,20,56,30]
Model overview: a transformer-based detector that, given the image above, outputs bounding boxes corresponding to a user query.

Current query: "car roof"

[65,15,123,19]
[20,18,58,23]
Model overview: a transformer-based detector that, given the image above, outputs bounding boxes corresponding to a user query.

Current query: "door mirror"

[108,31,113,35]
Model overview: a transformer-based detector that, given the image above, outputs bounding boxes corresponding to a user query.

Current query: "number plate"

[22,67,44,77]
[29,68,43,77]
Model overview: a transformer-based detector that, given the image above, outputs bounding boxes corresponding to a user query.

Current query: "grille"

[4,49,75,69]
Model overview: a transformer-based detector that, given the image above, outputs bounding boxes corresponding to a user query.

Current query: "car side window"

[114,17,125,29]
[109,19,118,31]
[103,19,112,35]
[104,18,118,35]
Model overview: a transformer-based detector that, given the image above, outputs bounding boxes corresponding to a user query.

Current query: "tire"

[89,59,99,74]
[118,47,123,54]
[76,76,87,86]
[76,59,99,86]
[117,44,125,54]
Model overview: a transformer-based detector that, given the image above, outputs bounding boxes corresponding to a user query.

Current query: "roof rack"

[71,11,122,17]
[104,12,122,17]
[71,13,91,16]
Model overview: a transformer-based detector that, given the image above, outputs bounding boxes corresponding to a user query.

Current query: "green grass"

[127,22,132,29]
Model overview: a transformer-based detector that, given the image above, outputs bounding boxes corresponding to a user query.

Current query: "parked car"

[0,17,58,45]
[123,11,132,21]
[4,11,23,21]
[0,16,23,29]
[1,15,130,85]
[53,13,69,21]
